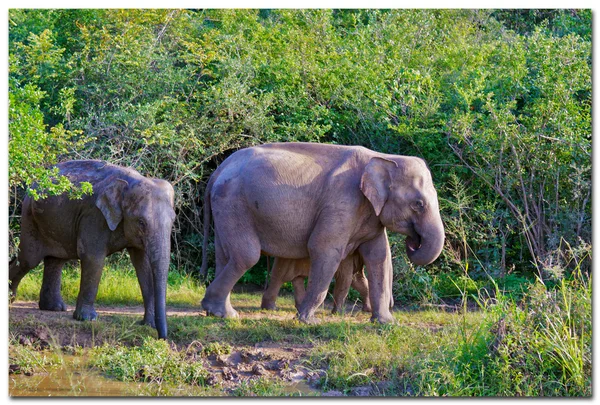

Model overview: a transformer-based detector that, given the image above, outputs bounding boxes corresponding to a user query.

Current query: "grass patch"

[308,311,485,394]
[10,257,591,397]
[307,274,591,397]
[9,340,65,376]
[89,337,208,386]
[15,260,205,307]
[230,377,296,396]
[168,313,376,346]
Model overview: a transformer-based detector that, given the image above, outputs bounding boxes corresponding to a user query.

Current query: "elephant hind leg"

[39,257,68,311]
[202,233,261,318]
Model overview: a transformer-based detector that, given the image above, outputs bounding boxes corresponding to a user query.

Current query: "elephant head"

[361,156,444,266]
[96,176,176,338]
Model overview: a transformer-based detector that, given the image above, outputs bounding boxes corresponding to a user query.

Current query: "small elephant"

[261,253,371,314]
[200,142,444,324]
[9,160,176,339]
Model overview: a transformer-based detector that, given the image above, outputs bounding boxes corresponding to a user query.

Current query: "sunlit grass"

[14,260,205,307]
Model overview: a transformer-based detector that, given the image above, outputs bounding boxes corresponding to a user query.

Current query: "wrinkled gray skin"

[261,253,372,314]
[9,161,176,339]
[200,142,444,324]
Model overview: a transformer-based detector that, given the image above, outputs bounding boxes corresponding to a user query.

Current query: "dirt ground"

[8,300,390,396]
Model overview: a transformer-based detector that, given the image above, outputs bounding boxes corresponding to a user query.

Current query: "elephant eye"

[412,200,425,211]
[138,219,146,229]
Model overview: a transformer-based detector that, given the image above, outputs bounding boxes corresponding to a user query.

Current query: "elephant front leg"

[73,256,105,321]
[128,248,156,327]
[359,232,394,324]
[39,257,68,311]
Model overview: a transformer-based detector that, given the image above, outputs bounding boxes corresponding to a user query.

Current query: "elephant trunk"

[151,233,171,339]
[406,213,445,266]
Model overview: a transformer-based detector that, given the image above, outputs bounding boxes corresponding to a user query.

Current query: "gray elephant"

[200,142,444,324]
[9,160,176,339]
[261,252,372,314]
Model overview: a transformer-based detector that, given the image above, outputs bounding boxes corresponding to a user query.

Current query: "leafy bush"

[8,9,591,293]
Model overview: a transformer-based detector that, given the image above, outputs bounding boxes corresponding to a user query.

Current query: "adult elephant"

[261,252,372,314]
[200,142,444,324]
[9,160,176,339]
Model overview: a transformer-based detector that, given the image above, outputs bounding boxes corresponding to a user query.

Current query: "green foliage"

[9,341,65,375]
[202,341,232,356]
[8,9,591,288]
[89,337,208,386]
[8,80,91,199]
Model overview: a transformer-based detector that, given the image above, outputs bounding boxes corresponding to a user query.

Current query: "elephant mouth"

[406,234,422,252]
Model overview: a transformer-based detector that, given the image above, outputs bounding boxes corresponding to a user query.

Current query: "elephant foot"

[296,312,320,325]
[73,306,98,321]
[331,306,345,315]
[138,316,156,329]
[260,298,277,311]
[39,298,67,312]
[201,298,239,319]
[370,311,395,324]
[261,303,277,311]
[362,303,372,313]
[9,284,20,302]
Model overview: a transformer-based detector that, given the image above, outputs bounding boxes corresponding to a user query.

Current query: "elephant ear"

[96,179,128,231]
[360,157,398,216]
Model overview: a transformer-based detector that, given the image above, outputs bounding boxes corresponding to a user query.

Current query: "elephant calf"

[9,160,176,339]
[261,253,371,314]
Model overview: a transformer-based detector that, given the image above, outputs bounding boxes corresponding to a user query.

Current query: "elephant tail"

[199,174,214,280]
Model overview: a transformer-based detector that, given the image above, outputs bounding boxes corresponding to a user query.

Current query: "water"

[9,356,136,397]
[282,380,318,396]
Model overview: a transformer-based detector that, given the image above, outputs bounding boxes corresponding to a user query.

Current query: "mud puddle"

[9,355,136,396]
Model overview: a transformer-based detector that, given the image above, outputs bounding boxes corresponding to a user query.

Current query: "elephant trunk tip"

[152,254,169,340]
[405,229,444,266]
[156,315,167,339]
[406,234,421,252]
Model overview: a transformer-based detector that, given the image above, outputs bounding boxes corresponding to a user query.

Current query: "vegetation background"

[8,9,592,396]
